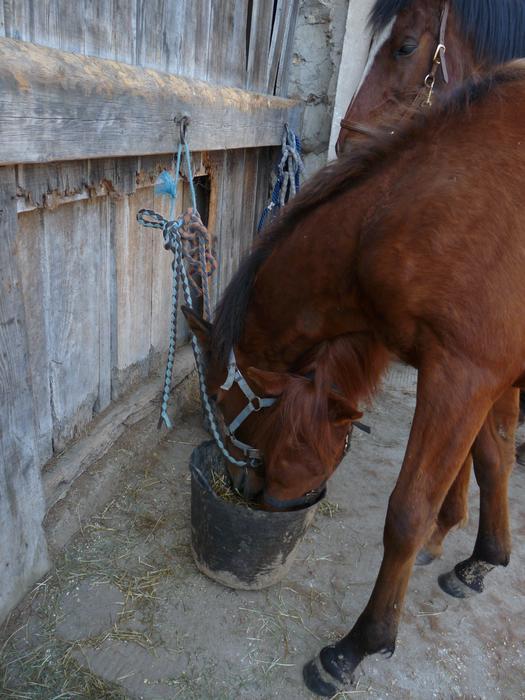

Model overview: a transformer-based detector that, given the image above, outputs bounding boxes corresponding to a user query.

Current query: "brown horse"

[337,0,525,155]
[336,0,525,566]
[185,63,525,695]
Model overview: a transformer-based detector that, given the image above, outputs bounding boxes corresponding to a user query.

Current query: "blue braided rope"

[257,124,304,233]
[138,208,249,466]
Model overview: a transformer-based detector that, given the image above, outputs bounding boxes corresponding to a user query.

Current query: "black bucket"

[190,441,324,590]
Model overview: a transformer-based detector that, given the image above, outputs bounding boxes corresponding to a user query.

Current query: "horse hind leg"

[438,387,519,598]
[416,455,472,565]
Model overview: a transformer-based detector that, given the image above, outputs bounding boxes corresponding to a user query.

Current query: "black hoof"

[303,643,363,697]
[415,548,436,566]
[438,569,480,599]
[303,656,342,697]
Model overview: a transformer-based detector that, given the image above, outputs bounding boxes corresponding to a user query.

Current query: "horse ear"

[181,306,212,351]
[245,367,292,397]
[329,392,363,426]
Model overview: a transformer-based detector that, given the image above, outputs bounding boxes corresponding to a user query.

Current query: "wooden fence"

[0,0,302,621]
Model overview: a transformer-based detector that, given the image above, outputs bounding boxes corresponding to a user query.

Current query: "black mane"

[370,0,525,65]
[210,62,525,365]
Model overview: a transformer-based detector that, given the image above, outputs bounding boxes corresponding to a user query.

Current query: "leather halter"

[339,2,450,141]
[219,349,277,467]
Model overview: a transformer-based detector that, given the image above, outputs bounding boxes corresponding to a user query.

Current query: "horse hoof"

[303,655,342,697]
[438,569,480,599]
[415,548,436,566]
[303,643,361,697]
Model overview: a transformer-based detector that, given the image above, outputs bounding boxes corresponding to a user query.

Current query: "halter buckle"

[432,42,446,64]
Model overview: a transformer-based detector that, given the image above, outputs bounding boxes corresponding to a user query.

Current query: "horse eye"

[396,43,418,57]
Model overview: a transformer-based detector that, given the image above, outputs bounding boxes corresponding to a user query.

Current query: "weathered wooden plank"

[97,198,112,412]
[215,149,248,298]
[16,160,90,210]
[111,187,154,399]
[40,199,111,451]
[178,0,198,79]
[246,0,275,92]
[162,0,186,76]
[1,0,32,41]
[0,165,50,624]
[192,0,212,81]
[84,0,136,63]
[275,0,300,96]
[113,0,137,64]
[32,0,85,54]
[240,148,259,254]
[0,38,302,165]
[84,0,114,60]
[15,209,54,466]
[207,0,248,87]
[267,0,297,95]
[43,344,195,510]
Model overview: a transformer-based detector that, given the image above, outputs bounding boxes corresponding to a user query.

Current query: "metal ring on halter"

[424,73,436,90]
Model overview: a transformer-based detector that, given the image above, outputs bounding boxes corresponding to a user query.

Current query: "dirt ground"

[1,364,524,699]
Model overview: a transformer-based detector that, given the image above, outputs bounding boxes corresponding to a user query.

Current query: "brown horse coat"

[187,63,525,694]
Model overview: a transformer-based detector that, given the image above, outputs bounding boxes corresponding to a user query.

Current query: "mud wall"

[288,0,350,175]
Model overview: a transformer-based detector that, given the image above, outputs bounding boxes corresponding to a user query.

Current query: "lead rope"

[137,209,248,467]
[137,125,249,467]
[257,123,304,233]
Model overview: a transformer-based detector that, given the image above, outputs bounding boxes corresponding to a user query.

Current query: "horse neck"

[238,189,380,372]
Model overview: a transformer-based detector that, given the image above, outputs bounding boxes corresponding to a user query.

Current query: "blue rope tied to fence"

[137,209,249,467]
[257,123,305,233]
[138,133,215,430]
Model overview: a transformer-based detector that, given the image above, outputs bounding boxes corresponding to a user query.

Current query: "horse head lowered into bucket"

[184,63,525,696]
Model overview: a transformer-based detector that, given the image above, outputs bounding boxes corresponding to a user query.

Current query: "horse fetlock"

[473,536,511,567]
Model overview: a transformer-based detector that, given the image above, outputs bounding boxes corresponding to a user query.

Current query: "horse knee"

[384,494,432,560]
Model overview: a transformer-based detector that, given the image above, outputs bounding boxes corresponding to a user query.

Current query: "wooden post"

[328,0,376,159]
[0,166,49,623]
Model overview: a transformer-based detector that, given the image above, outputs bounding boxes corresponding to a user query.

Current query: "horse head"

[336,1,477,155]
[184,308,363,509]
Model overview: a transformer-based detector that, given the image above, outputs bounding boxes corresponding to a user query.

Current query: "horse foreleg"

[303,362,495,697]
[416,454,472,565]
[438,387,519,598]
